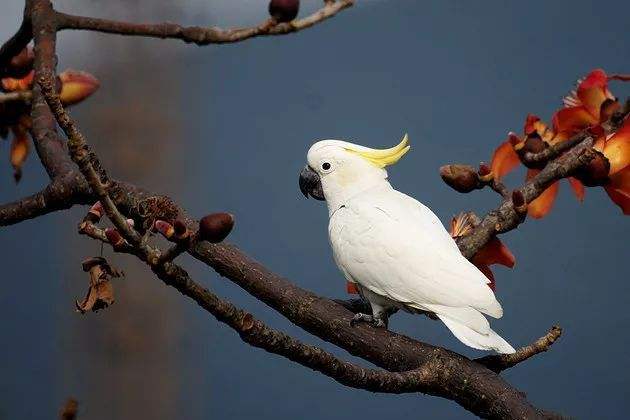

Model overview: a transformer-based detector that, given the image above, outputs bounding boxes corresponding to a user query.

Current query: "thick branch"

[38,68,143,246]
[0,172,88,226]
[5,0,566,417]
[55,1,354,45]
[79,215,435,394]
[30,0,77,179]
[154,262,435,394]
[0,10,32,78]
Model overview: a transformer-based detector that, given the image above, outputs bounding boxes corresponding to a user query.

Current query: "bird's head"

[299,134,410,205]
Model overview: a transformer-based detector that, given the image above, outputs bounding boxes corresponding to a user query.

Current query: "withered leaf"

[76,257,123,314]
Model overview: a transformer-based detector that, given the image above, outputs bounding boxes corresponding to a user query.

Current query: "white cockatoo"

[299,135,515,354]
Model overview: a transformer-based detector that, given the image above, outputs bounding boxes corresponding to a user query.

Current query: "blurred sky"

[1,1,630,419]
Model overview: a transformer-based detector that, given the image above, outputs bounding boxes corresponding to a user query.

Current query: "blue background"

[1,1,629,418]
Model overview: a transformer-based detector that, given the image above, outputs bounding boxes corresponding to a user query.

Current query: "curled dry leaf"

[76,257,123,313]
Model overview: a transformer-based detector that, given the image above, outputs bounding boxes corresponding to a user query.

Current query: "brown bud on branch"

[268,0,300,23]
[573,150,610,187]
[439,164,481,193]
[512,190,527,215]
[85,201,104,223]
[154,220,175,239]
[199,213,235,243]
[104,228,125,249]
[173,219,190,240]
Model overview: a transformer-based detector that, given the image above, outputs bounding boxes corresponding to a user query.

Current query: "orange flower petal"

[552,106,598,135]
[604,186,630,215]
[475,264,496,291]
[1,69,34,92]
[568,177,585,202]
[593,135,606,152]
[526,169,560,218]
[602,117,630,176]
[524,114,541,135]
[605,166,630,214]
[576,69,612,119]
[346,281,359,295]
[473,237,516,268]
[490,139,521,179]
[58,70,100,106]
[10,127,29,182]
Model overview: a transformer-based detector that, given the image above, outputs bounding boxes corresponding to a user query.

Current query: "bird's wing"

[329,188,503,332]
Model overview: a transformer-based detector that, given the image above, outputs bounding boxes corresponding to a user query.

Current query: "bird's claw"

[350,312,387,328]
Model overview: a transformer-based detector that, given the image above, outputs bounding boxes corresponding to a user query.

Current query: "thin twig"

[0,90,32,103]
[476,326,563,373]
[38,70,143,246]
[54,1,354,45]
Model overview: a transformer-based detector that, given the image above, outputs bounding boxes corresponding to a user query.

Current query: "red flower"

[553,69,619,136]
[1,52,100,182]
[489,69,629,218]
[450,213,515,291]
[594,117,630,214]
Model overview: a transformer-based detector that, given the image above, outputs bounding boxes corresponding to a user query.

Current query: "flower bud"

[439,164,480,193]
[522,134,547,154]
[1,70,34,92]
[512,190,527,214]
[154,220,175,239]
[173,219,188,238]
[268,0,300,23]
[199,213,234,243]
[105,228,125,248]
[86,201,104,222]
[58,70,100,106]
[574,151,611,187]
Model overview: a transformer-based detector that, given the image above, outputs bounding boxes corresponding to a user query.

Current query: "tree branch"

[54,1,354,45]
[0,172,88,226]
[456,136,597,259]
[75,209,437,394]
[30,0,77,179]
[38,68,144,246]
[0,0,592,418]
[476,326,563,373]
[0,9,32,78]
[0,90,32,104]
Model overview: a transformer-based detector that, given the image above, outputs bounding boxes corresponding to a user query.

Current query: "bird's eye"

[321,162,331,171]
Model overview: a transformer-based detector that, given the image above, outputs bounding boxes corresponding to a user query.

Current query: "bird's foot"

[350,312,387,328]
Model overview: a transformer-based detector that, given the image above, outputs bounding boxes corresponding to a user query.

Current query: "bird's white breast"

[327,185,501,316]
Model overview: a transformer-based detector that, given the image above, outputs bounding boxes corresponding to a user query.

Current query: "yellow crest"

[345,134,410,168]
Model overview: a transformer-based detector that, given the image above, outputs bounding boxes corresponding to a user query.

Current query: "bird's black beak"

[299,165,325,201]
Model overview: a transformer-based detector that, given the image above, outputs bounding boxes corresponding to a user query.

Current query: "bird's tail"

[438,314,515,354]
